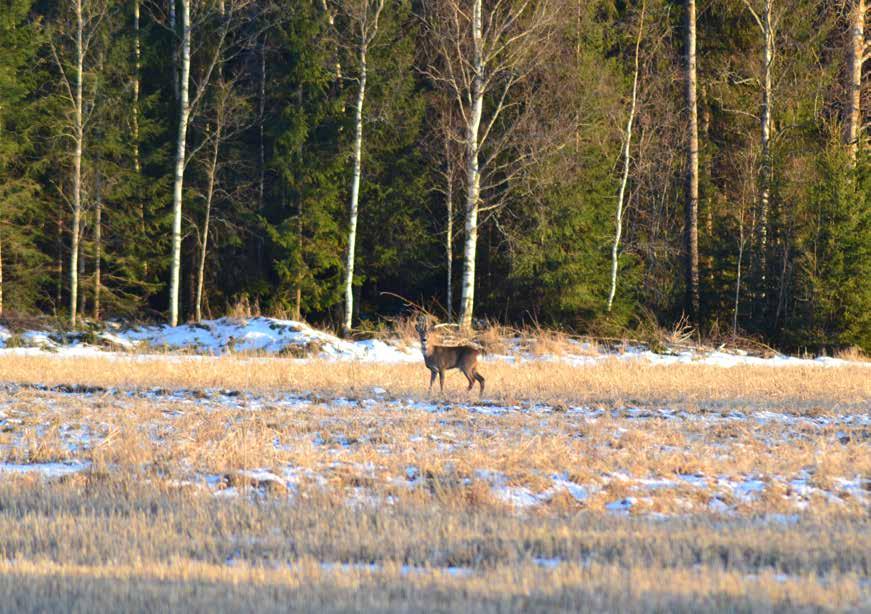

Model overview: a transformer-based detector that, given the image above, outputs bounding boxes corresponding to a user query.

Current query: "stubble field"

[0,351,868,612]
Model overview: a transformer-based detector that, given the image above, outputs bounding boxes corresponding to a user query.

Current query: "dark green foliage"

[265,1,346,315]
[0,0,866,351]
[785,143,870,350]
[0,0,51,312]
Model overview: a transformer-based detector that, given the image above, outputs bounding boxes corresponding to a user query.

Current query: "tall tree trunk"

[342,41,367,336]
[295,200,302,321]
[70,0,85,327]
[195,123,221,322]
[257,38,266,270]
[258,41,266,212]
[734,208,746,336]
[133,0,147,276]
[169,0,191,326]
[459,0,484,331]
[684,0,700,319]
[846,0,865,161]
[170,0,179,100]
[294,87,303,321]
[445,139,454,321]
[758,0,773,303]
[94,193,102,320]
[319,1,343,89]
[56,213,63,313]
[608,1,645,313]
[78,241,86,318]
[194,0,227,322]
[701,84,714,283]
[132,0,141,175]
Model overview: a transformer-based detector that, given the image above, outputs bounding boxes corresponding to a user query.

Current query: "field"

[0,325,868,612]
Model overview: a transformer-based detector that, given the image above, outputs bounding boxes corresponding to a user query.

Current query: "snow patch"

[0,460,91,478]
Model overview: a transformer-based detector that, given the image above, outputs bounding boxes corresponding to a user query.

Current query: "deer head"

[415,315,429,357]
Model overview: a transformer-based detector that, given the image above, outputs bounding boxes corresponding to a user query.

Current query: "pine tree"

[266,2,346,318]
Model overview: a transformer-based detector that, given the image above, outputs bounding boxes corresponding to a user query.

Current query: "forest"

[0,0,868,351]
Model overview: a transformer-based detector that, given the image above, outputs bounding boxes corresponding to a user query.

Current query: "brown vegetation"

[0,353,867,611]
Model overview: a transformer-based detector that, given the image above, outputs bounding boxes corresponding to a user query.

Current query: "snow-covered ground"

[0,316,867,367]
[0,383,866,518]
[0,317,866,522]
[0,317,418,362]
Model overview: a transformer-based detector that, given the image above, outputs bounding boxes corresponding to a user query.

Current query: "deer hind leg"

[474,371,485,395]
[462,368,475,391]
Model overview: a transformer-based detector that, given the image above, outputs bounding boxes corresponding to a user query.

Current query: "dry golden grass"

[0,476,865,613]
[0,353,867,413]
[835,345,870,362]
[0,352,867,612]
[0,385,866,518]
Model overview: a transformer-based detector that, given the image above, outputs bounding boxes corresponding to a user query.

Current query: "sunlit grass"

[0,352,867,611]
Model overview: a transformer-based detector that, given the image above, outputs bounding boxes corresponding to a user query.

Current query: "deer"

[415,316,485,395]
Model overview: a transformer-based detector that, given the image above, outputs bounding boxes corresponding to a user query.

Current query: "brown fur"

[415,317,485,395]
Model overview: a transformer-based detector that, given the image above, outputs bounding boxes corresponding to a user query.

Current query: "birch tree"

[133,0,142,175]
[684,0,700,319]
[193,75,250,322]
[437,107,463,321]
[162,0,247,326]
[93,179,102,319]
[49,0,109,326]
[168,0,191,326]
[738,0,775,307]
[421,0,554,330]
[845,0,865,162]
[337,0,385,336]
[607,1,645,313]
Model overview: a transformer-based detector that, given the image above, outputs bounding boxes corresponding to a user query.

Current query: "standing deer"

[415,316,485,395]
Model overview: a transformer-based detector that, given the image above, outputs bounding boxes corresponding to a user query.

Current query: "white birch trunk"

[169,0,190,326]
[78,242,86,317]
[195,123,220,322]
[295,86,303,321]
[734,211,746,336]
[132,0,141,175]
[343,42,367,335]
[846,0,865,161]
[70,0,85,327]
[458,0,484,331]
[94,194,102,320]
[757,0,772,297]
[445,139,454,321]
[134,0,147,276]
[684,0,700,318]
[56,215,63,311]
[608,1,644,313]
